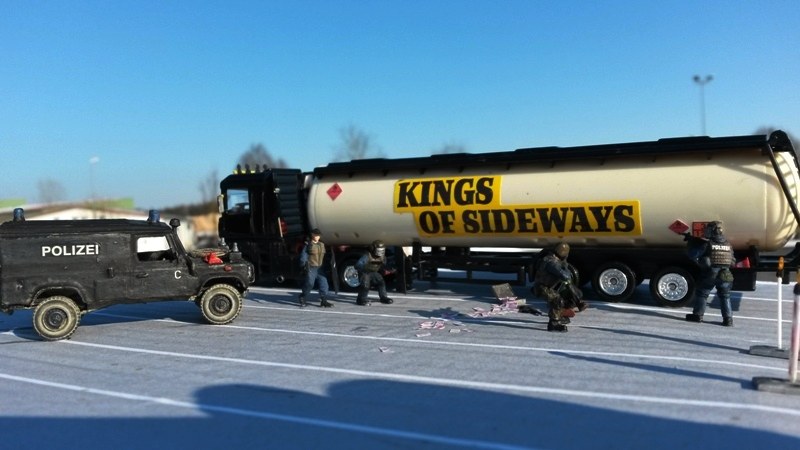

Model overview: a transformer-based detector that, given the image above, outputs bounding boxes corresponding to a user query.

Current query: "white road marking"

[81,311,787,373]
[6,340,800,418]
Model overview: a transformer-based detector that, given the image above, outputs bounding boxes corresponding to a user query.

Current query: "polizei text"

[393,175,641,237]
[41,244,100,257]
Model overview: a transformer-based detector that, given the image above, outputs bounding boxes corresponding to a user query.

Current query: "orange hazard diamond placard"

[327,183,342,201]
[668,220,689,234]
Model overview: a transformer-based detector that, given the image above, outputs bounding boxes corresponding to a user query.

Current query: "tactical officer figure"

[685,221,735,326]
[533,242,585,332]
[355,240,393,306]
[299,228,333,308]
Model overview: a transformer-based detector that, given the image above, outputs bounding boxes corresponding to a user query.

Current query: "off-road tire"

[33,296,81,341]
[199,284,242,325]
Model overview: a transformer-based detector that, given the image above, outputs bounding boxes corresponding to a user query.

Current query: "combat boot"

[298,295,307,308]
[547,321,568,332]
[722,317,733,327]
[685,313,703,323]
[380,297,394,304]
[356,297,369,306]
[320,297,333,308]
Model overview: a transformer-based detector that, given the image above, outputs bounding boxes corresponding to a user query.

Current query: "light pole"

[89,156,99,218]
[693,74,713,135]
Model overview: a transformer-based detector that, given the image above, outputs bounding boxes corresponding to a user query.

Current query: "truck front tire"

[200,284,242,325]
[33,296,81,341]
[338,256,362,292]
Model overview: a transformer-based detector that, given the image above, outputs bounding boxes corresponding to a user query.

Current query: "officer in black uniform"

[533,242,586,332]
[684,221,735,326]
[355,240,393,306]
[299,228,333,308]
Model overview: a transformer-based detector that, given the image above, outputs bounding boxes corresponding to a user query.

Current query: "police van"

[0,209,254,340]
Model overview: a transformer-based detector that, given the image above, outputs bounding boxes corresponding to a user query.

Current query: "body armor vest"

[364,254,384,272]
[307,242,325,268]
[709,241,733,268]
[534,254,563,287]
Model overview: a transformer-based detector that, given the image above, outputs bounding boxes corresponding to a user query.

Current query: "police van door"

[93,235,133,304]
[133,235,193,300]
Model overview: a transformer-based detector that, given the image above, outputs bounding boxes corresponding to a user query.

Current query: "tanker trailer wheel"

[199,284,242,325]
[338,256,362,292]
[591,262,636,303]
[650,266,695,308]
[33,296,81,341]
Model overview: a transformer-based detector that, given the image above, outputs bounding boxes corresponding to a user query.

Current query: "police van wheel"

[33,296,81,341]
[200,284,242,325]
[650,266,694,308]
[591,262,636,303]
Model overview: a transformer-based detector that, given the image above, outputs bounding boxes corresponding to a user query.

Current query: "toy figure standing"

[684,221,735,326]
[355,240,393,306]
[532,242,587,332]
[299,228,333,308]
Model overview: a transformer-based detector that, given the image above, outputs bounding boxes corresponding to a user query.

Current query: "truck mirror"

[217,194,225,214]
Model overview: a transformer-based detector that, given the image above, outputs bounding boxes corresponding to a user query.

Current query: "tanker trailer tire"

[650,267,695,308]
[33,296,81,341]
[338,256,362,292]
[591,262,636,303]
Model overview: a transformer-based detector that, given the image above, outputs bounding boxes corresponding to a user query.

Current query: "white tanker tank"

[308,132,800,252]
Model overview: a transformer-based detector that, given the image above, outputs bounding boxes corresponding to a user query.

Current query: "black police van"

[0,209,254,341]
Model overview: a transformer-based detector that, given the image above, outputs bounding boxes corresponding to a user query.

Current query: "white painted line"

[27,342,800,418]
[249,286,486,303]
[84,312,787,373]
[0,372,530,450]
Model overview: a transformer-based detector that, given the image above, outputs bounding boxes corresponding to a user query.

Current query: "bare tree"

[198,169,219,213]
[335,124,383,161]
[37,178,66,204]
[433,142,467,155]
[237,143,287,171]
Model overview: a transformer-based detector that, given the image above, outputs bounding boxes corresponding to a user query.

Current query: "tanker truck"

[217,130,800,307]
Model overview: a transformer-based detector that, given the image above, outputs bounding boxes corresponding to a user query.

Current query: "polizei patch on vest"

[393,175,642,237]
[41,244,100,257]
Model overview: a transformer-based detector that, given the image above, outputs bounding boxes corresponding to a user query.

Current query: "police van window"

[226,189,250,215]
[137,236,173,262]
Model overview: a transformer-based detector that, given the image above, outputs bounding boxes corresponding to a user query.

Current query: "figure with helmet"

[355,240,394,306]
[684,221,735,326]
[532,242,588,332]
[298,228,334,308]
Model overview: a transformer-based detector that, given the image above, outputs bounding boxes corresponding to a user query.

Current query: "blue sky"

[2,1,798,209]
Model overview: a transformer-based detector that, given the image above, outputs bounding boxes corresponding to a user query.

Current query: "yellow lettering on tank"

[394,175,642,237]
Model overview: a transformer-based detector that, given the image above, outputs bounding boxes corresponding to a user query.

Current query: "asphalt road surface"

[2,277,800,449]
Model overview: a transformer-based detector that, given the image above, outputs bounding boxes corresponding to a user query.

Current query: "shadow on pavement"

[1,379,797,449]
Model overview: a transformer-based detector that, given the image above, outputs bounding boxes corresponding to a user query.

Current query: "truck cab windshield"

[226,189,250,215]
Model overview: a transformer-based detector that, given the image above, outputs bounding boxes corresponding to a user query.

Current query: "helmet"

[554,242,570,260]
[703,221,724,240]
[370,240,386,257]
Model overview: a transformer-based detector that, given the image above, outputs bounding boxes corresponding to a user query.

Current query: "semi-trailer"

[218,131,800,307]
